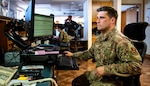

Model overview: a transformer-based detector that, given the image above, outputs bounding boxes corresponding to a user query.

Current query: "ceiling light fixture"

[71,2,74,5]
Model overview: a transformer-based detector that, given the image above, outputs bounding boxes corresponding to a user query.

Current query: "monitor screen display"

[34,14,54,37]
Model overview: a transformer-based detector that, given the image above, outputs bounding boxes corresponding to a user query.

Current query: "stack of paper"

[0,66,18,86]
[21,65,44,70]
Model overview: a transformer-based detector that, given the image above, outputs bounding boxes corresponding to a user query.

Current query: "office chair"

[59,41,70,54]
[122,22,148,86]
[124,22,148,62]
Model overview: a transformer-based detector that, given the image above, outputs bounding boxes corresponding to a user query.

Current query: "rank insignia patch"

[131,47,138,55]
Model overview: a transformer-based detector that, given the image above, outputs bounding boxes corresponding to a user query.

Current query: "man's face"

[2,2,8,7]
[68,17,72,21]
[96,11,112,33]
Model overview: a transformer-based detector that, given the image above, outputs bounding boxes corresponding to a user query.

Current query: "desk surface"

[21,45,60,56]
[37,65,54,86]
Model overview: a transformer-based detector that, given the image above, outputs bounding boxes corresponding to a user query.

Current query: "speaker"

[4,52,20,63]
[0,48,4,64]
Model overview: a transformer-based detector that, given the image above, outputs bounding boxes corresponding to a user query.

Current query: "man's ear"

[110,17,116,24]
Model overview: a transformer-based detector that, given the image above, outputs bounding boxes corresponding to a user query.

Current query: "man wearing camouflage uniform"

[64,6,142,86]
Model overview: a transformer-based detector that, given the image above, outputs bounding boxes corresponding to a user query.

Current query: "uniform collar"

[99,28,118,41]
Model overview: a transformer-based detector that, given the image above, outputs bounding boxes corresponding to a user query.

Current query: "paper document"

[35,50,59,55]
[8,79,36,86]
[22,65,44,70]
[45,51,59,54]
[35,50,45,55]
[0,66,18,86]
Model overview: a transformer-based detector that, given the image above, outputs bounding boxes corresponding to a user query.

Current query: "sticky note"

[17,76,28,80]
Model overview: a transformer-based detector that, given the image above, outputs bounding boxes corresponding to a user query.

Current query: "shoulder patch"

[131,47,138,55]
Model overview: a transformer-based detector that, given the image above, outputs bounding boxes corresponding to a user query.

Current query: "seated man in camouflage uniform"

[64,6,142,86]
[57,24,70,53]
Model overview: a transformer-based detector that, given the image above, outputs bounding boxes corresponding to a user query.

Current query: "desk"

[70,38,88,52]
[21,45,60,65]
[18,46,60,85]
[4,45,60,85]
[11,65,54,86]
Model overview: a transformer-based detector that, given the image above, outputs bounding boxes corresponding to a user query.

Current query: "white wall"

[113,0,122,32]
[144,0,150,55]
[83,0,92,49]
[122,0,144,22]
[10,1,25,19]
[9,4,17,18]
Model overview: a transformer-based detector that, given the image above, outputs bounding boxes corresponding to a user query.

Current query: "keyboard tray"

[56,54,79,70]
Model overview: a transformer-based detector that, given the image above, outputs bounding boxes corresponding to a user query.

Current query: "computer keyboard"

[56,54,79,70]
[37,44,56,51]
[38,44,55,47]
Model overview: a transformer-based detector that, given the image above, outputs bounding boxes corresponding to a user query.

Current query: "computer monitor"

[25,0,54,41]
[33,14,54,38]
[25,0,34,41]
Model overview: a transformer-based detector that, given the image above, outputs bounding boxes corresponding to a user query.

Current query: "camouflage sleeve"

[59,31,68,42]
[104,40,142,77]
[62,32,69,42]
[59,32,63,42]
[73,45,95,61]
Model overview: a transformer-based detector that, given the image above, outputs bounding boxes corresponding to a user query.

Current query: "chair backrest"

[124,22,148,41]
[132,41,147,62]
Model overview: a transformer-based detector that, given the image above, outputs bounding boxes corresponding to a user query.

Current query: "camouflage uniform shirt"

[59,30,70,51]
[59,30,69,43]
[73,28,142,86]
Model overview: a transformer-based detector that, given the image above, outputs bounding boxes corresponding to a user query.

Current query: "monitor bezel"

[25,0,35,41]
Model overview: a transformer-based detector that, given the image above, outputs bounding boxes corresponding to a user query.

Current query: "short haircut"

[57,24,65,30]
[2,0,7,3]
[97,6,118,20]
[68,15,72,18]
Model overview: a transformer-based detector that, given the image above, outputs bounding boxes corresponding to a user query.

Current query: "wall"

[121,11,126,33]
[9,3,17,18]
[122,0,143,4]
[9,1,26,19]
[126,7,138,24]
[113,0,121,32]
[84,0,92,49]
[122,0,144,21]
[144,0,150,55]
